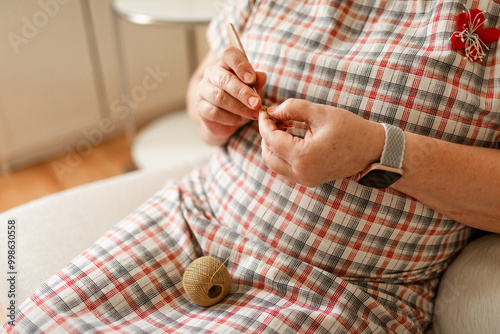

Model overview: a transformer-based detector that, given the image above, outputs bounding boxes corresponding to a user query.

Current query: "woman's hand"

[259,99,385,187]
[259,98,500,231]
[187,48,267,146]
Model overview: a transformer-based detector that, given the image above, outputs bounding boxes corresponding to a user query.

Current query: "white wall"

[0,0,210,172]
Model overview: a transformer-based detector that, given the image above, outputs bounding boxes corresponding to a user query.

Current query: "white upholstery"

[1,152,499,333]
[432,233,500,334]
[0,156,210,309]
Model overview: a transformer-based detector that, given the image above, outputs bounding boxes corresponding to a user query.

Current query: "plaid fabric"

[4,0,500,333]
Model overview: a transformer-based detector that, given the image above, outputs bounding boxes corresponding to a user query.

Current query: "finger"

[221,46,257,85]
[267,99,318,125]
[258,109,278,140]
[198,99,244,126]
[261,138,296,182]
[205,66,261,116]
[199,81,259,121]
[259,111,300,162]
[203,119,243,139]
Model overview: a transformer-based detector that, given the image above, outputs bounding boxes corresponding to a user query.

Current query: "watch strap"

[380,123,405,169]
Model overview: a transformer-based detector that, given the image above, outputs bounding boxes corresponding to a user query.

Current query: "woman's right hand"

[187,47,267,146]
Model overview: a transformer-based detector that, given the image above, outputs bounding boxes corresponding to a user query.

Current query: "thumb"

[267,99,317,125]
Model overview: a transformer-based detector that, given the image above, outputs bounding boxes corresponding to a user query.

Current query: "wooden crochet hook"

[227,23,258,92]
[226,23,306,137]
[226,23,279,121]
[227,23,248,59]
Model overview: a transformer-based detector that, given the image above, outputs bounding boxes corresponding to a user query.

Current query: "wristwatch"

[356,123,405,189]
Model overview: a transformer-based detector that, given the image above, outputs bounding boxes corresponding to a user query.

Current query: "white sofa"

[1,152,499,333]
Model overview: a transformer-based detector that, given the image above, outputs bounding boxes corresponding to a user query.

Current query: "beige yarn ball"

[183,256,232,307]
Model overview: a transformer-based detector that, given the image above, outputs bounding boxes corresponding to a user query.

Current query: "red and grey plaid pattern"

[3,0,499,333]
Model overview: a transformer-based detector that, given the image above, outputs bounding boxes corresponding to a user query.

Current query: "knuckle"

[200,103,219,121]
[293,160,310,178]
[221,46,235,59]
[222,46,253,77]
[292,162,305,177]
[234,61,252,77]
[204,65,217,81]
[216,72,232,89]
[262,140,271,155]
[285,98,300,109]
[206,105,221,121]
[235,86,249,102]
[212,87,226,105]
[260,141,273,163]
[261,150,269,165]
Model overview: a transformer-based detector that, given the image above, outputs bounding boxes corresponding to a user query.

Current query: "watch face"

[358,169,402,189]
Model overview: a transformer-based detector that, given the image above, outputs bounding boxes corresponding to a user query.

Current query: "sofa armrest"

[0,156,210,312]
[432,233,500,334]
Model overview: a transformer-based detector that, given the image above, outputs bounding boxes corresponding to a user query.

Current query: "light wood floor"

[0,135,134,213]
[0,135,134,324]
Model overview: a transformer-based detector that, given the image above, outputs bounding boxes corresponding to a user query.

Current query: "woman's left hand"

[259,99,385,187]
[260,98,500,231]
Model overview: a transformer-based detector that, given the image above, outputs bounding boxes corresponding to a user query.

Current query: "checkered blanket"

[3,0,499,333]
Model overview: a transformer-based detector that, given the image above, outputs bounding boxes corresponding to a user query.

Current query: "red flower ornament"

[450,8,500,62]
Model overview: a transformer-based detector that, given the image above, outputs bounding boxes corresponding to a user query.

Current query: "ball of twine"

[182,256,232,307]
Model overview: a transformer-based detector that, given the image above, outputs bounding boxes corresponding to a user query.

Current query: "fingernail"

[244,72,255,84]
[248,96,259,108]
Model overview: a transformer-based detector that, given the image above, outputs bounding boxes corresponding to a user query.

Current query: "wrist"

[356,123,406,189]
[363,122,386,168]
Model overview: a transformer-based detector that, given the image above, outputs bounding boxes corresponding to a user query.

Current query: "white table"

[131,109,217,169]
[113,0,217,25]
[111,0,219,169]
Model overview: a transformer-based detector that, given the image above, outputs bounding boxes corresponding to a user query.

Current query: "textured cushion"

[0,157,209,309]
[432,233,500,334]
